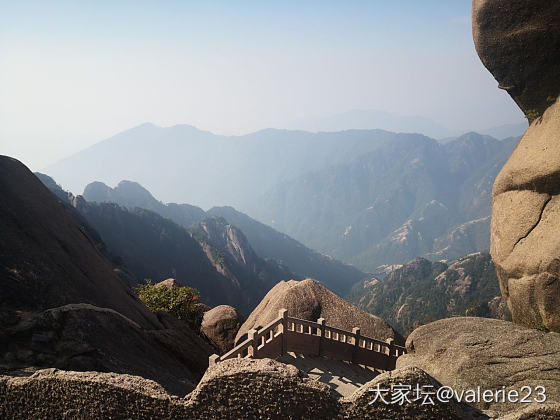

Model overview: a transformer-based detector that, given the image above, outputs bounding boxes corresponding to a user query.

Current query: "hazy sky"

[1,0,524,170]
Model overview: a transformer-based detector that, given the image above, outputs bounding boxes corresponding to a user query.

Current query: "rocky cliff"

[0,156,214,395]
[473,0,560,332]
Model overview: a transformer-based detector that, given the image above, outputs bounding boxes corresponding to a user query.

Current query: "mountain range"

[80,178,366,296]
[44,124,520,272]
[253,132,518,271]
[347,252,510,334]
[285,109,527,140]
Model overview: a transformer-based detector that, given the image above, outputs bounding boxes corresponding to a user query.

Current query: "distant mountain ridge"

[74,198,291,315]
[81,179,366,295]
[84,180,205,228]
[44,124,427,209]
[254,132,518,271]
[44,124,518,272]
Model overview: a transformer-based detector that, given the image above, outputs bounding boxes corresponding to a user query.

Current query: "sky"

[0,0,525,170]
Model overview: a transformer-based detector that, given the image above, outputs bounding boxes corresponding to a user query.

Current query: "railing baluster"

[214,308,405,369]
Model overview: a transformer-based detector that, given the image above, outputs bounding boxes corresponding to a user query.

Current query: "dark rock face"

[200,305,243,354]
[0,156,214,395]
[1,304,213,395]
[472,0,560,117]
[0,156,157,329]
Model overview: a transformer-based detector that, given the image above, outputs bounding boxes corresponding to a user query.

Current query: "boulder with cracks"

[473,0,560,332]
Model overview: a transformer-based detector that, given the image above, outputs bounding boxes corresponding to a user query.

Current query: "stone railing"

[209,309,406,371]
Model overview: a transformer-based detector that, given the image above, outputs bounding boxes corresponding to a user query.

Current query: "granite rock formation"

[473,0,560,117]
[200,305,244,354]
[473,0,560,332]
[0,155,157,329]
[236,279,404,345]
[0,156,213,395]
[397,317,560,417]
[0,360,340,419]
[344,366,483,419]
[1,360,491,419]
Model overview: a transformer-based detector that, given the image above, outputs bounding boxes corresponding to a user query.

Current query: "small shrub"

[525,109,541,122]
[137,279,199,320]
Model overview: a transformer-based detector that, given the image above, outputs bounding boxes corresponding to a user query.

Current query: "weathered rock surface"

[0,360,493,419]
[0,155,159,329]
[473,1,560,332]
[0,369,187,419]
[490,99,560,332]
[498,403,560,420]
[236,279,404,345]
[200,305,243,353]
[344,366,484,419]
[155,278,180,289]
[397,317,560,416]
[0,156,214,395]
[0,359,341,419]
[1,303,214,396]
[189,358,339,418]
[472,0,560,116]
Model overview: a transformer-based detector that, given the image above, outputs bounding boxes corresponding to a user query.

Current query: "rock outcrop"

[200,305,243,353]
[1,302,214,396]
[0,156,157,329]
[236,279,404,345]
[344,366,483,419]
[397,317,560,417]
[473,1,560,332]
[0,156,213,395]
[1,360,492,419]
[473,0,560,117]
[155,278,179,289]
[0,359,341,419]
[490,99,560,332]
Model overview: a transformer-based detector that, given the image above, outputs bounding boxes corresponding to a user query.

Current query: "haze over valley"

[44,124,519,275]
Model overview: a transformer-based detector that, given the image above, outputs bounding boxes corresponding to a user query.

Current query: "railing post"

[209,354,220,366]
[385,338,394,356]
[248,329,258,358]
[352,327,361,363]
[317,317,325,356]
[279,308,288,355]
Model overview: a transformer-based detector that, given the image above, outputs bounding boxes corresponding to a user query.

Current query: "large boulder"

[1,359,341,419]
[0,369,191,419]
[188,358,340,418]
[473,1,560,332]
[472,0,560,117]
[344,366,483,419]
[236,279,404,345]
[490,99,560,332]
[397,317,560,417]
[200,305,243,353]
[1,303,214,396]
